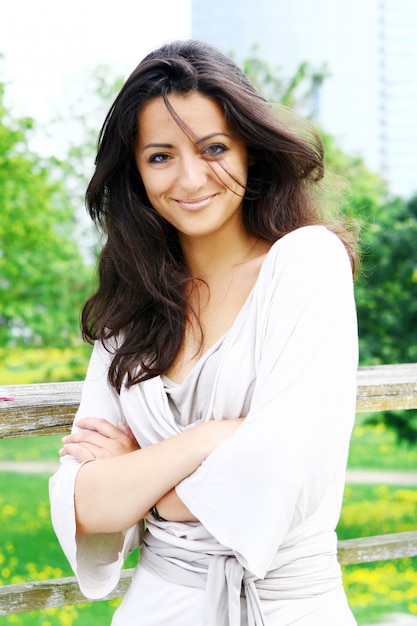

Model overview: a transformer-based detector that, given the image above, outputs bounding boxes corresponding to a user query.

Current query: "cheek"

[213,155,248,188]
[139,172,161,202]
[141,180,171,218]
[229,148,249,181]
[141,177,154,200]
[224,159,248,194]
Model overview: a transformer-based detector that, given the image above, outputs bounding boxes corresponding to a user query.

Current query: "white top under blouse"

[49,226,358,625]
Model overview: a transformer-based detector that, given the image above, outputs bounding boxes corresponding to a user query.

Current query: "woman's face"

[135,92,249,243]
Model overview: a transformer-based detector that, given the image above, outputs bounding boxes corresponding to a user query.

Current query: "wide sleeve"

[176,226,358,578]
[49,340,142,599]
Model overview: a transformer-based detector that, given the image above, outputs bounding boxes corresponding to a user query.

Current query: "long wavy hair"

[82,39,357,391]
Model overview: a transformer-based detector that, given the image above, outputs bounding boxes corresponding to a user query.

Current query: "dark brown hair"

[83,39,357,391]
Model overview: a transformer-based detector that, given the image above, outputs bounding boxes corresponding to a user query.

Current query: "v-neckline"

[162,278,258,387]
[161,243,274,386]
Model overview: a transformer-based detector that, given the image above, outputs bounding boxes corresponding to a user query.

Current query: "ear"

[248,154,256,166]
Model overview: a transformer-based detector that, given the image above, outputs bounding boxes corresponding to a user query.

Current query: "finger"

[62,430,115,449]
[74,417,122,439]
[72,419,138,451]
[60,443,98,462]
[117,421,136,440]
[117,422,141,450]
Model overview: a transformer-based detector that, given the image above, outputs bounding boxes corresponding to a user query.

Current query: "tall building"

[192,0,417,198]
[377,1,417,195]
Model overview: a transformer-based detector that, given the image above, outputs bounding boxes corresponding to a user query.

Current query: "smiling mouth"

[175,195,216,211]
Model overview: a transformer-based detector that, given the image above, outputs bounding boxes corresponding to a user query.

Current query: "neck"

[180,229,259,279]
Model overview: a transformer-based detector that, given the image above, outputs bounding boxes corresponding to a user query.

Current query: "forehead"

[137,92,231,141]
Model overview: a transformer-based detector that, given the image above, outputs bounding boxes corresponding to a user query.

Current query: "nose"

[176,152,208,194]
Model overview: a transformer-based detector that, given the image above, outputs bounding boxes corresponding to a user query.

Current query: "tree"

[353,193,417,442]
[354,194,417,363]
[242,47,329,119]
[0,82,92,347]
[53,64,124,262]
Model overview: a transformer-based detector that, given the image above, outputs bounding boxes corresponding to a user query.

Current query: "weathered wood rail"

[1,363,417,615]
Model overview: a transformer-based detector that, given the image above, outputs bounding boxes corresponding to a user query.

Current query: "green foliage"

[320,131,390,219]
[343,559,417,624]
[348,418,417,471]
[0,345,92,384]
[366,410,417,447]
[242,45,329,116]
[338,482,417,539]
[355,194,417,365]
[62,64,124,215]
[352,185,417,443]
[319,129,417,445]
[0,83,94,348]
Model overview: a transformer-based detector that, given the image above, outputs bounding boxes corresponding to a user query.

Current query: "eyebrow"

[142,143,174,150]
[142,132,231,151]
[195,132,230,146]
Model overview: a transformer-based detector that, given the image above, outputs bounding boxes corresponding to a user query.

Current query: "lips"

[175,194,217,211]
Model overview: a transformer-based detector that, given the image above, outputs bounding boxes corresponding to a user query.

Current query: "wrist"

[150,489,198,523]
[149,504,167,522]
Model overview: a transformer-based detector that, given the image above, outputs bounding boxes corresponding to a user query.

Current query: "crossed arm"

[60,417,243,536]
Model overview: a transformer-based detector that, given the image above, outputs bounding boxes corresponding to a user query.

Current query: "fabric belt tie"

[206,555,266,626]
[140,545,267,625]
[140,533,342,626]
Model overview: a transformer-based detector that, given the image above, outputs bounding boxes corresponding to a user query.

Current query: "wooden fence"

[1,363,417,615]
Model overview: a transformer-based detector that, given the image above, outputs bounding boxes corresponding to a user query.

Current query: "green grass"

[342,559,417,625]
[0,472,139,626]
[338,482,417,539]
[348,414,417,471]
[336,467,417,624]
[338,482,417,624]
[0,435,62,463]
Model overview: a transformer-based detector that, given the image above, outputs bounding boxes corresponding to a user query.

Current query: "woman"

[50,39,358,625]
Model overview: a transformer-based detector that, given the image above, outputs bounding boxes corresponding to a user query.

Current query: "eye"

[202,143,228,158]
[148,153,170,164]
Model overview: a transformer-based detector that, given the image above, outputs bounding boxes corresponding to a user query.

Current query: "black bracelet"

[149,505,167,522]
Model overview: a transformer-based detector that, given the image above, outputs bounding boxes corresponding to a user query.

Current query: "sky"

[1,0,190,149]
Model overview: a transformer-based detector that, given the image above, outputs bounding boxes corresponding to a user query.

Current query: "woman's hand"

[60,417,139,463]
[69,416,244,534]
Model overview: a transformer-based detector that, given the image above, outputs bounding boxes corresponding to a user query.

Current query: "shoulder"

[255,226,353,302]
[264,226,350,275]
[272,225,345,255]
